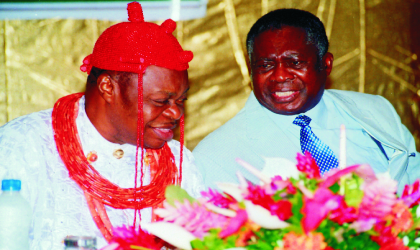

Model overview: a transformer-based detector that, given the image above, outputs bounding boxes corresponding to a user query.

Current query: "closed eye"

[176,98,187,105]
[154,99,169,106]
[261,64,273,68]
[288,60,306,68]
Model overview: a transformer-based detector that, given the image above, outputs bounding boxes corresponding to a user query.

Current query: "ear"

[97,73,116,104]
[323,52,334,76]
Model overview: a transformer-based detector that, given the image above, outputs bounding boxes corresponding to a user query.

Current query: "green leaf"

[344,175,364,207]
[191,239,205,250]
[165,185,196,206]
[329,182,340,193]
[248,228,285,249]
[286,191,304,234]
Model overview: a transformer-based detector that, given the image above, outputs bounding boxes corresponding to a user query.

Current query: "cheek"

[142,105,164,125]
[252,74,269,91]
[304,78,324,97]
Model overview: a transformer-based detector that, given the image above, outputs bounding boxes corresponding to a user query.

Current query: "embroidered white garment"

[0,96,205,250]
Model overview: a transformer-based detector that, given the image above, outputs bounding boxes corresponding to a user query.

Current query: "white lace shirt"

[0,96,205,249]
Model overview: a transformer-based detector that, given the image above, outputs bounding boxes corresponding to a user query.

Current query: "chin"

[275,110,301,115]
[144,141,166,149]
[267,105,302,115]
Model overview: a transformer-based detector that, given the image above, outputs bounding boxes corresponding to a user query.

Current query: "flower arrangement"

[103,152,420,250]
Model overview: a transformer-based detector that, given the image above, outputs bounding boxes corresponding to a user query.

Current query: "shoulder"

[167,140,205,197]
[193,118,242,160]
[325,89,394,113]
[0,109,53,140]
[194,103,249,153]
[325,89,388,104]
[0,109,55,180]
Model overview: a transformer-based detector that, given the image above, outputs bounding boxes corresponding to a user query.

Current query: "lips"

[271,90,300,102]
[151,125,176,141]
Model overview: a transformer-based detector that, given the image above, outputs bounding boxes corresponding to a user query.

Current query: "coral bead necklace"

[52,93,182,241]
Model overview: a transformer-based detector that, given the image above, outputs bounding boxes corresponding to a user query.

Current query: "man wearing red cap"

[0,2,203,248]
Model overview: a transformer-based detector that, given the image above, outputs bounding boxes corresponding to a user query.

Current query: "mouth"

[271,90,300,102]
[151,125,176,141]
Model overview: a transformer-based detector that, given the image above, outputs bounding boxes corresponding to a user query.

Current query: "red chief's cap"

[80,1,193,74]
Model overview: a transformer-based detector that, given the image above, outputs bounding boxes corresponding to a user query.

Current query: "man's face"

[250,26,333,115]
[111,65,189,149]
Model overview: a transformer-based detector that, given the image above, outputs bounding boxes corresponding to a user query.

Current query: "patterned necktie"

[293,115,338,175]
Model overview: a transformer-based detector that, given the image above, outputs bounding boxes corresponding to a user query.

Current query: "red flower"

[286,182,297,195]
[329,198,358,225]
[296,152,321,178]
[371,202,412,249]
[372,234,409,250]
[246,183,293,221]
[378,239,409,250]
[268,200,293,221]
[372,221,396,246]
[372,200,413,246]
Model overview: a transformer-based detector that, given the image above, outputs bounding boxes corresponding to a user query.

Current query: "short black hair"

[87,66,107,87]
[246,9,329,64]
[87,66,134,87]
[86,66,135,103]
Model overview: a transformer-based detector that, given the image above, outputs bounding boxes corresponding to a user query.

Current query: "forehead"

[143,65,188,93]
[252,26,317,59]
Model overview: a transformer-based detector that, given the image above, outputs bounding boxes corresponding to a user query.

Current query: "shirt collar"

[262,94,329,129]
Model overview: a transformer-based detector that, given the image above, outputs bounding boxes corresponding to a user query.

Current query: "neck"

[84,91,124,145]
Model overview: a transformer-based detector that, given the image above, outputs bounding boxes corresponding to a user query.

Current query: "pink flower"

[401,179,420,208]
[349,218,377,233]
[286,182,297,194]
[321,164,377,189]
[201,188,235,208]
[301,187,341,233]
[359,178,397,221]
[154,200,229,238]
[107,226,164,250]
[265,176,288,194]
[219,209,248,238]
[261,175,295,196]
[296,152,321,178]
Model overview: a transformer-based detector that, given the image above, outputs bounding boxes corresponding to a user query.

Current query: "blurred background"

[0,0,419,150]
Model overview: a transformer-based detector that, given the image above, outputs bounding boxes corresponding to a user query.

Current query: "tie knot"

[293,115,311,127]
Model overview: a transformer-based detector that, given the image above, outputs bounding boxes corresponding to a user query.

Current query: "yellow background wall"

[1,0,419,150]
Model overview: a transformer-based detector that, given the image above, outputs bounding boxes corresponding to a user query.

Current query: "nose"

[271,63,294,82]
[163,102,183,121]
